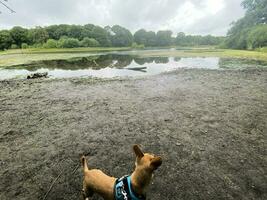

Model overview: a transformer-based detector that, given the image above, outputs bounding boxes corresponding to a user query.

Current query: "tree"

[156,30,172,46]
[89,25,111,47]
[146,31,157,46]
[0,30,13,50]
[176,32,186,46]
[134,29,157,47]
[45,25,60,40]
[28,27,49,45]
[67,25,83,40]
[225,0,267,49]
[134,29,147,45]
[241,0,267,24]
[247,25,267,49]
[46,24,69,40]
[111,25,133,47]
[10,26,28,47]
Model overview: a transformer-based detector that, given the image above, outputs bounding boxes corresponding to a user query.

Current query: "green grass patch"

[137,49,267,61]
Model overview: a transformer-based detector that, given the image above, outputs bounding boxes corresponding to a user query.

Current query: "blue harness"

[114,175,146,200]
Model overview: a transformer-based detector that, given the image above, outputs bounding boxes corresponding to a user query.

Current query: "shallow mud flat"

[0,69,266,200]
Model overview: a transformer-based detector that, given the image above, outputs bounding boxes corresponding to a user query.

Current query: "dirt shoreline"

[0,69,266,200]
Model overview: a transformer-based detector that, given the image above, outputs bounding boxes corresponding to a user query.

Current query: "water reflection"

[1,54,266,80]
[5,54,172,71]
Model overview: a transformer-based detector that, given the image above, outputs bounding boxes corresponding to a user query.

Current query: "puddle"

[0,54,266,80]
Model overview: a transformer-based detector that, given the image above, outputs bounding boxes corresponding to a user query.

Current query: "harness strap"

[114,175,146,200]
[122,177,132,200]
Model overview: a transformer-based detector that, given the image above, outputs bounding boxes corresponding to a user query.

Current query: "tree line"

[224,0,267,50]
[0,24,224,50]
[2,0,265,51]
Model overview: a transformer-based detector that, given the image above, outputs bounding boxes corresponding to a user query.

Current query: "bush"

[131,42,145,49]
[256,47,267,52]
[56,37,79,48]
[80,37,100,47]
[56,37,65,48]
[11,44,18,49]
[21,43,28,49]
[43,39,57,48]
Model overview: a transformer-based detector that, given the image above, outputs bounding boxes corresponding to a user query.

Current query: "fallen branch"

[0,0,16,13]
[42,170,64,200]
[42,163,80,200]
[126,67,147,72]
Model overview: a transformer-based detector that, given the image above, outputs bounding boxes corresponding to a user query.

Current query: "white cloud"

[0,0,245,35]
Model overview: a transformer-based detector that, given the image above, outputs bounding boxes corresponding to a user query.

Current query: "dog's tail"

[81,155,89,171]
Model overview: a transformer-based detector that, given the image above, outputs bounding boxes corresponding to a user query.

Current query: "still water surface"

[0,54,266,80]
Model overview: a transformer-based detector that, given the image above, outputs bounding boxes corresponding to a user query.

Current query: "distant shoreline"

[0,47,267,68]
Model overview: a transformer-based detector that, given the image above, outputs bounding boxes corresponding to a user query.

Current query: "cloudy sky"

[0,0,245,35]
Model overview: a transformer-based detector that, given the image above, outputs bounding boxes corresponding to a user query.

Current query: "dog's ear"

[150,156,162,170]
[133,144,144,158]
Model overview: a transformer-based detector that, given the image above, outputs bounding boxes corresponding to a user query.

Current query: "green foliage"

[247,25,267,49]
[80,37,100,47]
[56,37,68,48]
[131,42,145,49]
[60,38,80,48]
[0,23,228,50]
[67,25,84,40]
[256,47,267,52]
[10,26,29,47]
[241,0,267,24]
[86,25,111,47]
[28,27,49,44]
[21,43,28,49]
[176,32,224,46]
[110,25,133,47]
[45,24,69,40]
[10,44,18,49]
[134,29,157,46]
[0,30,13,50]
[43,39,58,48]
[156,30,173,46]
[225,0,267,49]
[33,43,44,48]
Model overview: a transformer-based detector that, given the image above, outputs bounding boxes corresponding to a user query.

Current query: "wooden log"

[27,72,48,79]
[126,67,147,71]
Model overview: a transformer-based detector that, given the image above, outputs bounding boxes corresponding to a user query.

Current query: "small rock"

[176,142,182,146]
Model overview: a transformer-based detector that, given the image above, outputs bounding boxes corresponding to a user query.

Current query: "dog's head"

[133,144,162,171]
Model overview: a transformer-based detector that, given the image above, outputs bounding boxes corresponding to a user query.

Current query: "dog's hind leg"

[82,185,94,200]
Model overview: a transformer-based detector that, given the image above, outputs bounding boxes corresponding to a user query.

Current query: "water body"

[1,54,267,80]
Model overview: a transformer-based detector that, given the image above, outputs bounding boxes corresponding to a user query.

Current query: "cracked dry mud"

[0,68,266,200]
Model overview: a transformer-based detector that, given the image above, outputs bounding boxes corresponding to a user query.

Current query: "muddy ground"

[0,69,266,200]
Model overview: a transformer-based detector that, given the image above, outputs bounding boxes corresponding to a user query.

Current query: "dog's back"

[81,156,116,200]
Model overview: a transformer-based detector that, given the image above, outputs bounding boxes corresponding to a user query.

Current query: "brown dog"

[81,145,162,200]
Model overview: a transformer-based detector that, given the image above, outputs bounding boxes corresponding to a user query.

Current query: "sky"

[0,0,245,36]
